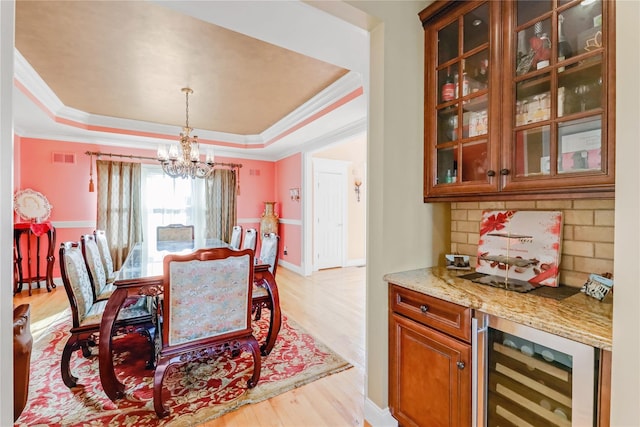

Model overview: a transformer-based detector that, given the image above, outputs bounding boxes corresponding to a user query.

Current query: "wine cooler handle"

[472,314,488,427]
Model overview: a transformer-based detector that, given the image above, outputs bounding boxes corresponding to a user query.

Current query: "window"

[141,165,207,247]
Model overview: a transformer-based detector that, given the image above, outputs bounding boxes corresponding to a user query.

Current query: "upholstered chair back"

[157,224,195,242]
[81,234,113,301]
[259,233,280,275]
[94,230,115,281]
[242,228,257,252]
[60,242,96,326]
[230,225,243,250]
[164,248,254,346]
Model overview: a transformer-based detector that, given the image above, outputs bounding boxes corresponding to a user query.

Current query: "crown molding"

[14,48,364,159]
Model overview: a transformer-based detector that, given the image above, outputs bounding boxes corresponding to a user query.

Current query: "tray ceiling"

[15,0,353,139]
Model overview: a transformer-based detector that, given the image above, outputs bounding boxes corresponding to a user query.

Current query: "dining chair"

[156,224,195,251]
[253,233,280,339]
[230,225,243,250]
[59,241,155,388]
[81,234,116,301]
[153,247,261,417]
[94,230,117,283]
[241,228,257,252]
[259,233,280,275]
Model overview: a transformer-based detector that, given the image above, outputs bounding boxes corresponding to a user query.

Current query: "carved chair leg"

[246,337,261,388]
[61,340,79,388]
[136,325,156,369]
[153,359,171,418]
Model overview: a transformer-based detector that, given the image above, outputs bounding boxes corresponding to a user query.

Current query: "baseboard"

[364,398,398,427]
[345,258,366,268]
[278,259,303,275]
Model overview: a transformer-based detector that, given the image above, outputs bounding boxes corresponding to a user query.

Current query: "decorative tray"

[14,188,52,222]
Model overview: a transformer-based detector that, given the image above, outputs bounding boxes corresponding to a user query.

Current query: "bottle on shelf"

[452,161,458,183]
[442,67,455,102]
[475,59,488,89]
[558,14,572,72]
[530,21,551,69]
[462,71,470,97]
[453,72,460,99]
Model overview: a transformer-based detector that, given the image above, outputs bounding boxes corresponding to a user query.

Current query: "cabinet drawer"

[390,284,471,343]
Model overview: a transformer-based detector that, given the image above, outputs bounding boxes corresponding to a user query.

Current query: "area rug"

[16,309,351,426]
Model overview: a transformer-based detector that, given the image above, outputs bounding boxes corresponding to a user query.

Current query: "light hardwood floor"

[14,265,367,426]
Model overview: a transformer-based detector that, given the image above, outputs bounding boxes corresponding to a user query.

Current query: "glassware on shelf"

[574,84,591,112]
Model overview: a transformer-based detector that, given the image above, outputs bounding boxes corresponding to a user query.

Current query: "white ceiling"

[13,0,369,161]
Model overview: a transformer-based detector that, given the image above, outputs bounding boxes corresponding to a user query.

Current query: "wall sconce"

[354,178,362,202]
[289,187,300,202]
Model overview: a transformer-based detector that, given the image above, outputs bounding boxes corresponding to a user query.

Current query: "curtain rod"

[84,151,242,169]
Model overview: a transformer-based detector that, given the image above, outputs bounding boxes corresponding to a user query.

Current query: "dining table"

[98,237,281,401]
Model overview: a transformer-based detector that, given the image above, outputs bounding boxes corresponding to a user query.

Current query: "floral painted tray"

[14,188,52,222]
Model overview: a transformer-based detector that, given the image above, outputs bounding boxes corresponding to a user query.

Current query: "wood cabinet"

[420,0,615,202]
[388,284,472,427]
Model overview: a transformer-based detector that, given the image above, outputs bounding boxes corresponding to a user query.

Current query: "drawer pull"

[457,361,465,370]
[420,304,429,313]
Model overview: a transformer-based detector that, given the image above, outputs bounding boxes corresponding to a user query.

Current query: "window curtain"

[205,168,237,242]
[96,159,142,270]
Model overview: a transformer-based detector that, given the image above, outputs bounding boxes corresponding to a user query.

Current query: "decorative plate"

[14,188,52,222]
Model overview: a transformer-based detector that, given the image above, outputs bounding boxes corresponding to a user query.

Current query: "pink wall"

[13,137,304,280]
[236,158,275,219]
[275,153,302,266]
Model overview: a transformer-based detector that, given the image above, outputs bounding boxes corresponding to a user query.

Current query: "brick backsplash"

[450,199,615,288]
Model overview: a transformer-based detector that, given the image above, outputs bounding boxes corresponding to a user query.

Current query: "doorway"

[313,158,348,270]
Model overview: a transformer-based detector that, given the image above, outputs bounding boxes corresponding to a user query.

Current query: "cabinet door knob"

[500,168,510,176]
[420,304,429,313]
[486,170,496,177]
[457,361,465,370]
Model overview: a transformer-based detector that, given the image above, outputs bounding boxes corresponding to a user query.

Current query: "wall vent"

[249,169,261,176]
[52,152,76,164]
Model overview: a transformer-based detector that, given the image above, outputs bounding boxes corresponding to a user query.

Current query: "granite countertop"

[384,267,613,350]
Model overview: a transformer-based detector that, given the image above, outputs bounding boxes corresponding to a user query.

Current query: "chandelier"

[157,87,215,179]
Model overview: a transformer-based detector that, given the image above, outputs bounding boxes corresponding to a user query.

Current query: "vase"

[260,201,279,238]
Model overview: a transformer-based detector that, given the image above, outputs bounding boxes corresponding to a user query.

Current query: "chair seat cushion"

[80,296,152,327]
[253,284,268,299]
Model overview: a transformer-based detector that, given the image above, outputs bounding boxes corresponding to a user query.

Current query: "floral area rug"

[16,309,351,426]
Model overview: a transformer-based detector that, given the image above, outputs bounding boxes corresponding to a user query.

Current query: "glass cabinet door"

[507,0,608,185]
[432,2,495,190]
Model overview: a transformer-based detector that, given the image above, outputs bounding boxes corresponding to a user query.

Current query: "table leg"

[45,227,56,291]
[256,270,281,356]
[26,231,32,296]
[35,234,42,289]
[14,231,24,294]
[98,288,128,400]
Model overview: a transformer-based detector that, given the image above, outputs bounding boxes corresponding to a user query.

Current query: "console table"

[13,222,56,295]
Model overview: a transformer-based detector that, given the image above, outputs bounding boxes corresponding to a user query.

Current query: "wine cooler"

[473,312,598,427]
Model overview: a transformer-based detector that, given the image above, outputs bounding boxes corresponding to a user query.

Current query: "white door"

[314,160,347,270]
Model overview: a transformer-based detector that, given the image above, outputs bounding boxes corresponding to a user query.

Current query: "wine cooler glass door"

[474,312,596,427]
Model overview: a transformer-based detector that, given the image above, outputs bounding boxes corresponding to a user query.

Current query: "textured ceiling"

[15,0,349,136]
